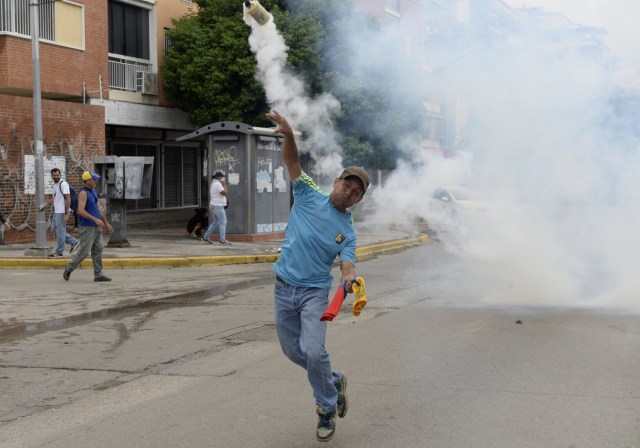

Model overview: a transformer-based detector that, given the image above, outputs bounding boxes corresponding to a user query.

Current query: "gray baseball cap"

[339,166,370,194]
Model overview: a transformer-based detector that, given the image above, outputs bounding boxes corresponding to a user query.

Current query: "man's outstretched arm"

[266,110,302,181]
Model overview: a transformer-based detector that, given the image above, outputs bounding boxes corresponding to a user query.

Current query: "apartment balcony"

[108,54,156,95]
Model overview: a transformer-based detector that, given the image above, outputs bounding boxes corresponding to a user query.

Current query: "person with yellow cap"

[63,171,113,282]
[266,109,370,442]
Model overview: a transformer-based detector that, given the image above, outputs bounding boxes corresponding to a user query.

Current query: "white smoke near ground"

[243,6,343,177]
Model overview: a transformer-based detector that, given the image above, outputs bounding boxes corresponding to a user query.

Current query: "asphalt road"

[1,242,639,448]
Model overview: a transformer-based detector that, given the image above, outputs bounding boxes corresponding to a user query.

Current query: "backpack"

[58,181,79,229]
[68,184,78,212]
[68,184,79,229]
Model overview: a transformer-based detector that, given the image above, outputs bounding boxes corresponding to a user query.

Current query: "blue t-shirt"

[274,172,357,289]
[78,187,100,227]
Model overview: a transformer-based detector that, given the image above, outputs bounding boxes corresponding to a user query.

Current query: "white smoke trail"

[243,6,343,177]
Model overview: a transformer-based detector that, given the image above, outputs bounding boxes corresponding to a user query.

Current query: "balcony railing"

[108,54,152,92]
[0,0,55,40]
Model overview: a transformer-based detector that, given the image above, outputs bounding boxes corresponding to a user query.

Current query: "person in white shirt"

[202,171,231,245]
[48,168,80,258]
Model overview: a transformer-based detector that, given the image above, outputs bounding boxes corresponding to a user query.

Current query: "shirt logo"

[334,233,346,245]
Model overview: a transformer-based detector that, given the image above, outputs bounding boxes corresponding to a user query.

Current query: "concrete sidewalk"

[0,225,427,337]
[0,225,427,269]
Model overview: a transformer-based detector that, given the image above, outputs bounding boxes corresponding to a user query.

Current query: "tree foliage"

[163,0,280,125]
[163,0,426,169]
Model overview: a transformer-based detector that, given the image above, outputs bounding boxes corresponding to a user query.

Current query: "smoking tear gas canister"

[244,0,270,26]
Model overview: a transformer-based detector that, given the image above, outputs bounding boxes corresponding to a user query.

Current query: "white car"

[429,186,489,230]
[432,187,486,210]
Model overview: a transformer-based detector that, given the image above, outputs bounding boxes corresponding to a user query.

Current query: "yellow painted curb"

[356,234,428,261]
[0,235,428,269]
[0,258,67,269]
[187,254,281,266]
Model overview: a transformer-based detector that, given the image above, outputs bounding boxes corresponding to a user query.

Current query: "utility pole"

[25,0,49,256]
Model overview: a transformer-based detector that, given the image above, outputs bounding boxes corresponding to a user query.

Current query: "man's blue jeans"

[274,278,341,411]
[51,213,78,255]
[203,205,227,242]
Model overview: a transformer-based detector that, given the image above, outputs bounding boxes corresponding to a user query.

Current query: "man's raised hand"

[266,109,292,136]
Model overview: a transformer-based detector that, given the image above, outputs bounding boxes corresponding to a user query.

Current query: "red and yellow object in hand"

[351,277,367,316]
[320,284,347,322]
[320,277,367,321]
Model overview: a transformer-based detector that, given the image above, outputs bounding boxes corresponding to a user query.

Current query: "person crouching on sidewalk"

[187,207,208,239]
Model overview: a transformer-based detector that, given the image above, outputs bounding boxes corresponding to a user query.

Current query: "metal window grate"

[163,27,172,54]
[110,143,200,211]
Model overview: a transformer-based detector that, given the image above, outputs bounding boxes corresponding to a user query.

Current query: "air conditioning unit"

[143,72,158,95]
[135,71,158,95]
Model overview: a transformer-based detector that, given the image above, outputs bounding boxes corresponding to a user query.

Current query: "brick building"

[0,0,197,245]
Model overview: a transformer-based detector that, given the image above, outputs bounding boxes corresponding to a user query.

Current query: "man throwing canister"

[266,109,370,442]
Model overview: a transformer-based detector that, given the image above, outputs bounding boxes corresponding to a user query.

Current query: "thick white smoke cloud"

[245,3,640,311]
[370,11,640,311]
[243,6,343,177]
[450,41,638,311]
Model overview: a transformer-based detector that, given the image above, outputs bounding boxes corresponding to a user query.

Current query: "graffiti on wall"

[214,145,240,186]
[213,145,239,172]
[0,126,103,243]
